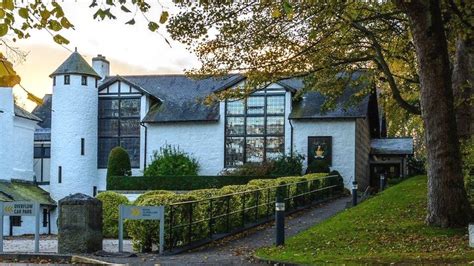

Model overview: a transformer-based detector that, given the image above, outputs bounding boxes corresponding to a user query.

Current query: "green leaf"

[282,1,293,14]
[53,34,69,45]
[148,21,159,32]
[159,11,169,24]
[60,17,74,29]
[125,18,135,25]
[48,20,62,31]
[271,8,281,18]
[18,8,28,19]
[120,5,131,13]
[3,0,14,11]
[0,8,5,19]
[0,24,8,37]
[40,9,50,20]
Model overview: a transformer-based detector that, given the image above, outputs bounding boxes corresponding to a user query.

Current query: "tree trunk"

[397,0,472,227]
[452,36,473,140]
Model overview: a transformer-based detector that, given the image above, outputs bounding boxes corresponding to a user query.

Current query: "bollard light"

[275,190,285,246]
[352,181,358,206]
[380,174,386,191]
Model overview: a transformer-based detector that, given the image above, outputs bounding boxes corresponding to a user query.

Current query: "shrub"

[107,147,132,178]
[407,157,426,175]
[271,154,304,176]
[125,173,344,251]
[134,190,175,205]
[144,145,199,176]
[127,193,203,252]
[306,160,330,174]
[96,191,130,238]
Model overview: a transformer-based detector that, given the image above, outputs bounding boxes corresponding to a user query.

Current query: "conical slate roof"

[50,51,100,78]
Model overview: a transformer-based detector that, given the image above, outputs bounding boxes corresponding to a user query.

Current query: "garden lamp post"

[275,185,285,246]
[380,173,386,191]
[352,181,358,206]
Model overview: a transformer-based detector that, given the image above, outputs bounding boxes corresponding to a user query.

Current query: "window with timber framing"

[98,97,141,168]
[224,89,285,167]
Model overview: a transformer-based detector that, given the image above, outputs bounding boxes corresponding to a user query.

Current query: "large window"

[98,97,141,168]
[225,90,285,167]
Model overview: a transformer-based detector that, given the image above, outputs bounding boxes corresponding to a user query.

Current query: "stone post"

[58,193,103,253]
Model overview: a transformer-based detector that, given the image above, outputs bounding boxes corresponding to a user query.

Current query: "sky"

[9,1,199,111]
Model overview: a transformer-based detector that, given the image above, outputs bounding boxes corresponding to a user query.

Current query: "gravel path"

[3,196,349,265]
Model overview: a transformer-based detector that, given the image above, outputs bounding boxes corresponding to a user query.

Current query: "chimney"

[92,54,110,81]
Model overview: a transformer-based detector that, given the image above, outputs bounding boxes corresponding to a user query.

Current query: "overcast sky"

[10,1,199,110]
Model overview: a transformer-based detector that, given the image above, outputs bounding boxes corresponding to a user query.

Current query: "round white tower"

[49,50,101,202]
[0,86,15,180]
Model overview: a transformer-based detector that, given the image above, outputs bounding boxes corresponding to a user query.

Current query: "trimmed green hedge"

[126,173,342,251]
[96,191,130,238]
[107,175,279,191]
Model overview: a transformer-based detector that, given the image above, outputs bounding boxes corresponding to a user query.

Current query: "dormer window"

[64,75,70,85]
[81,75,87,86]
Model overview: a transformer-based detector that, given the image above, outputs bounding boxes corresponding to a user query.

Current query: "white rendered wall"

[292,119,356,188]
[145,103,225,175]
[49,75,98,202]
[0,87,14,180]
[12,117,37,181]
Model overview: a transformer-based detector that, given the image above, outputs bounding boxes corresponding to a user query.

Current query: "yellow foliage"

[0,53,21,87]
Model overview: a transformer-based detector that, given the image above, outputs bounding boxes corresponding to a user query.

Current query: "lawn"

[255,175,474,264]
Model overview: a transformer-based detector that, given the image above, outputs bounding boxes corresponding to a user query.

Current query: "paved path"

[3,196,349,265]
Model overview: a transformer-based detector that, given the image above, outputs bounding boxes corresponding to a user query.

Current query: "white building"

[1,51,413,235]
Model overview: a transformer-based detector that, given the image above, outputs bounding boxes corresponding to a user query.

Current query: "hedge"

[96,191,130,238]
[125,172,342,252]
[107,175,279,191]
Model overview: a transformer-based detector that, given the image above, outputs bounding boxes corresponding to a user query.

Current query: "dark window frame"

[98,95,141,169]
[81,138,85,155]
[58,166,62,183]
[81,75,87,86]
[224,90,286,167]
[53,76,56,86]
[64,75,70,85]
[10,216,21,227]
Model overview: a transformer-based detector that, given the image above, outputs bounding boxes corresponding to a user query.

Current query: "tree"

[164,1,473,227]
[107,146,132,178]
[0,1,472,227]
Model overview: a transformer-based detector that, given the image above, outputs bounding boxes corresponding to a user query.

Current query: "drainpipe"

[288,118,294,156]
[140,122,148,171]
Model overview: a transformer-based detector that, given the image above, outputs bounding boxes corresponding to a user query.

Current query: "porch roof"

[370,138,414,155]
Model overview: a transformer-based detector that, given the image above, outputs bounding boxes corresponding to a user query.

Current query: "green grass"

[256,176,474,264]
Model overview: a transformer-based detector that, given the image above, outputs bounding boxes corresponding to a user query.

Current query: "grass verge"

[255,175,474,264]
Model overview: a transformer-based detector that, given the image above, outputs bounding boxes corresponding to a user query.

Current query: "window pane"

[247,97,264,114]
[226,117,244,135]
[34,147,42,158]
[266,136,284,160]
[99,99,119,118]
[98,138,119,168]
[267,117,284,135]
[120,138,140,168]
[267,96,285,114]
[226,100,244,115]
[43,147,51,158]
[99,119,119,137]
[120,119,140,136]
[120,98,140,117]
[246,137,264,163]
[225,137,244,167]
[246,117,264,135]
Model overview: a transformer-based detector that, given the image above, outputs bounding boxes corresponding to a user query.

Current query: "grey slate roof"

[14,105,41,122]
[370,138,414,155]
[101,74,244,123]
[289,88,370,119]
[32,94,52,129]
[50,51,100,78]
